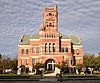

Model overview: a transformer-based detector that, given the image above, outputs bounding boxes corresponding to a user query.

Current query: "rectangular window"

[32,47,39,53]
[32,58,38,64]
[61,47,64,52]
[32,47,35,53]
[26,49,29,54]
[21,49,24,54]
[53,47,55,52]
[65,47,68,52]
[36,47,39,53]
[21,59,24,65]
[77,59,80,64]
[26,59,28,65]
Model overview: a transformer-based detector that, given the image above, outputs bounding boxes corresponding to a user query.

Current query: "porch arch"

[42,57,58,64]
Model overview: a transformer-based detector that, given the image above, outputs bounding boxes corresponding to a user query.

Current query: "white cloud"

[0,0,100,57]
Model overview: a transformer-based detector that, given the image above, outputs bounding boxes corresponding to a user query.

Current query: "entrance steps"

[44,67,60,76]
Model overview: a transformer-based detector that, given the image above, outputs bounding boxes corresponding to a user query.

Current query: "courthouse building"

[18,5,83,72]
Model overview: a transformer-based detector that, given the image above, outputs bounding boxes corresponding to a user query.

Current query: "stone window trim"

[45,33,55,38]
[32,46,40,54]
[32,58,38,64]
[76,49,80,55]
[21,59,24,65]
[61,47,68,52]
[26,49,29,54]
[26,59,28,65]
[21,49,24,54]
[45,43,56,53]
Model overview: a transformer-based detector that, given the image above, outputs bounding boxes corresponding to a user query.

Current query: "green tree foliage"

[83,53,100,71]
[33,63,45,74]
[0,54,17,73]
[76,64,83,73]
[95,56,100,70]
[55,61,69,74]
[83,53,96,68]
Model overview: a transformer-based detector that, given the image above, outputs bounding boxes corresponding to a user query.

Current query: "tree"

[0,54,18,74]
[33,63,45,74]
[83,53,96,68]
[95,55,100,70]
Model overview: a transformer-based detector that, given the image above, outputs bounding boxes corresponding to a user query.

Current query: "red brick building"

[18,5,83,72]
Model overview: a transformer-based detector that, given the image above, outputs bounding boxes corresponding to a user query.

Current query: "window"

[76,49,79,55]
[47,34,48,38]
[36,47,39,53]
[49,43,52,52]
[45,43,47,52]
[32,58,38,64]
[32,47,35,53]
[61,47,64,52]
[21,49,24,54]
[53,43,55,52]
[26,49,29,54]
[65,47,68,52]
[52,34,53,38]
[45,34,46,38]
[77,59,80,64]
[48,34,50,37]
[32,58,35,64]
[26,59,28,65]
[49,23,52,27]
[21,59,24,65]
[32,47,39,53]
[54,34,55,38]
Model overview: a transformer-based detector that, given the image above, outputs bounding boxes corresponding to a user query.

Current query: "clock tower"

[43,5,58,32]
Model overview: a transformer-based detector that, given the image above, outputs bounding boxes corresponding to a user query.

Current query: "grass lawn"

[0,74,100,77]
[0,74,41,77]
[63,74,100,77]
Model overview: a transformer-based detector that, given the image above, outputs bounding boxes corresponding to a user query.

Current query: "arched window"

[76,49,79,55]
[53,43,55,52]
[45,34,46,38]
[49,43,52,52]
[52,34,53,38]
[45,43,47,52]
[49,34,51,37]
[47,34,48,38]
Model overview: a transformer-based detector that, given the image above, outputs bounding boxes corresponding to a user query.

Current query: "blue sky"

[0,0,100,58]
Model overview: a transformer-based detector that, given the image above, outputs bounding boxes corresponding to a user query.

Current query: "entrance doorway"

[45,59,55,71]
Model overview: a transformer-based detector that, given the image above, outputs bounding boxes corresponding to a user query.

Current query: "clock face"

[49,13,52,16]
